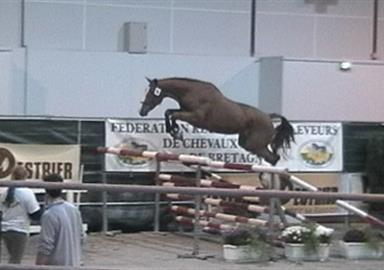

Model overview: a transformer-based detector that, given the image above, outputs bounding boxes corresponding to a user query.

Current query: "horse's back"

[165,77,273,134]
[237,102,272,124]
[181,79,226,107]
[166,77,221,94]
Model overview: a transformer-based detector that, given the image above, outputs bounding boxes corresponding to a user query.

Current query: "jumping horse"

[139,77,294,166]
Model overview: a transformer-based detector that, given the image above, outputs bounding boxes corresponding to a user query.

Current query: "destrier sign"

[0,143,80,181]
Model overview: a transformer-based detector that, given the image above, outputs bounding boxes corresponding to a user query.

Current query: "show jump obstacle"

[0,147,383,269]
[97,146,384,229]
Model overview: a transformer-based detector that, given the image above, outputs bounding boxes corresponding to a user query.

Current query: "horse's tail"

[269,113,295,154]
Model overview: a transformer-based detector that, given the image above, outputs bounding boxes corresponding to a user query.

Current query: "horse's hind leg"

[256,147,280,166]
[238,132,280,166]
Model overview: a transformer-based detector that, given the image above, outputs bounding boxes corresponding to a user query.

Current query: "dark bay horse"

[139,77,294,166]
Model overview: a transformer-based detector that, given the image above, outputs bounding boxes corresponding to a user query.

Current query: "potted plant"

[222,227,270,263]
[340,227,384,259]
[280,223,333,262]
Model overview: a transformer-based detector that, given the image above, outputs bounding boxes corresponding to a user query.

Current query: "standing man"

[36,174,84,266]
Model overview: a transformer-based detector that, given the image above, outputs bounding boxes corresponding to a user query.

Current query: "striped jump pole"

[175,216,235,231]
[203,196,307,223]
[167,193,264,213]
[162,182,257,203]
[171,205,268,227]
[290,175,384,228]
[158,174,257,190]
[160,174,260,203]
[97,146,288,174]
[168,194,306,223]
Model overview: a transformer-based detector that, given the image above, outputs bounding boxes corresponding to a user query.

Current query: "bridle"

[140,86,163,106]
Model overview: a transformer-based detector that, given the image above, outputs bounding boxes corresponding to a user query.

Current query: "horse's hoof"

[172,126,180,133]
[269,155,280,166]
[174,132,183,141]
[169,128,183,140]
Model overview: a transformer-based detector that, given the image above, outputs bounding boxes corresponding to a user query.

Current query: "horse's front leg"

[164,109,173,133]
[170,110,206,139]
[165,109,183,140]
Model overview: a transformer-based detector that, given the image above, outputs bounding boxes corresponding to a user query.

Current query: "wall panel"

[0,0,22,48]
[316,17,372,59]
[282,59,384,122]
[24,2,84,49]
[173,9,250,56]
[25,50,257,118]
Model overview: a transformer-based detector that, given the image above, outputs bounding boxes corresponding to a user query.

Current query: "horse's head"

[139,77,164,116]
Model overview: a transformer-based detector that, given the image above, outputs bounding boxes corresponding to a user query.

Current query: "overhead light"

[339,61,352,71]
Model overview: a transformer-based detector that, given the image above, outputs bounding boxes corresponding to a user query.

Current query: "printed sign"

[0,143,80,181]
[105,119,262,172]
[105,119,260,171]
[277,122,343,172]
[105,119,342,172]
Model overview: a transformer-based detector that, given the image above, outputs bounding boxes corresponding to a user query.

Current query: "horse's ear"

[145,77,151,83]
[153,79,158,85]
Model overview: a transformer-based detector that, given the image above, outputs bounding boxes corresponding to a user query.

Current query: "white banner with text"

[105,119,342,172]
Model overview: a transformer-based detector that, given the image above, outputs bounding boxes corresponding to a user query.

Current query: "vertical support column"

[73,120,83,207]
[76,164,84,207]
[192,165,202,256]
[344,174,351,228]
[101,170,108,234]
[101,131,109,234]
[268,173,287,233]
[0,211,2,263]
[250,0,256,56]
[268,173,276,237]
[153,160,161,232]
[274,175,288,226]
[266,173,277,260]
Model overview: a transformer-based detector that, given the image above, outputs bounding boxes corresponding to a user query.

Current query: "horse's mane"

[162,77,206,84]
[160,77,220,92]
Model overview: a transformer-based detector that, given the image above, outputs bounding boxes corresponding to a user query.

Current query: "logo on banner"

[0,147,16,178]
[299,140,334,167]
[115,137,155,168]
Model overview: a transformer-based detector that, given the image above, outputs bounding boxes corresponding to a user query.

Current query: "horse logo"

[115,138,154,167]
[299,141,334,167]
[0,147,16,178]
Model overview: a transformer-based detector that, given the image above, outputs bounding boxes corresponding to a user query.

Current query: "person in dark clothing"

[36,173,84,266]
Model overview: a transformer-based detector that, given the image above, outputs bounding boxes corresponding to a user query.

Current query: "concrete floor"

[1,230,382,270]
